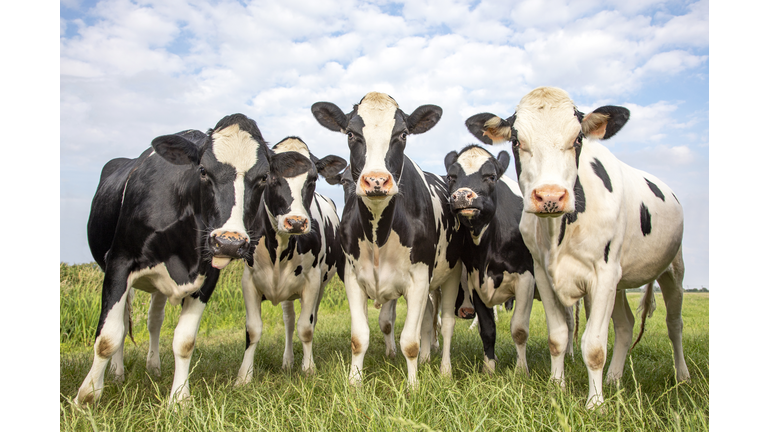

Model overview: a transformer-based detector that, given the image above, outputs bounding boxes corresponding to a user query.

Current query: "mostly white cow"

[466,86,690,408]
[77,114,272,406]
[235,137,346,385]
[311,92,464,386]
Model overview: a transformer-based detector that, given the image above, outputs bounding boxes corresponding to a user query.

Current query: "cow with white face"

[235,137,346,385]
[444,145,537,375]
[76,114,272,406]
[466,87,690,408]
[311,92,464,387]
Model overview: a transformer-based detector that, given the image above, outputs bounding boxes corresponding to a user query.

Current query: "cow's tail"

[126,287,136,346]
[631,282,656,351]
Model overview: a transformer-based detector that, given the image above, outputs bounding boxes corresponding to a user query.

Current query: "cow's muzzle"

[360,171,393,198]
[531,185,569,215]
[451,188,480,218]
[282,215,310,234]
[209,231,249,268]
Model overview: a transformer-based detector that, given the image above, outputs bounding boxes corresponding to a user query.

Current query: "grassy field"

[60,261,709,431]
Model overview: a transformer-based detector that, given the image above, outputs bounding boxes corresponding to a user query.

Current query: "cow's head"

[465,86,629,217]
[151,113,271,269]
[264,137,347,235]
[311,92,442,206]
[444,145,510,231]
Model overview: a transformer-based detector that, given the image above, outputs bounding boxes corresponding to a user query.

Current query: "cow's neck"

[357,194,397,247]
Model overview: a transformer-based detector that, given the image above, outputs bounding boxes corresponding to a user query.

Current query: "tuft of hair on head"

[483,116,512,144]
[360,91,399,110]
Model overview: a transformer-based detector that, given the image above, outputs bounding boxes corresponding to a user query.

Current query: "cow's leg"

[109,287,133,382]
[282,301,296,370]
[236,269,263,386]
[346,267,370,386]
[401,268,431,389]
[379,299,397,359]
[146,291,167,377]
[606,289,635,384]
[168,296,206,405]
[533,260,570,390]
[76,270,130,406]
[439,267,461,377]
[457,268,475,318]
[296,277,323,374]
[581,269,621,409]
[510,272,535,375]
[430,289,441,352]
[565,302,575,358]
[419,297,434,364]
[473,293,497,374]
[657,247,690,381]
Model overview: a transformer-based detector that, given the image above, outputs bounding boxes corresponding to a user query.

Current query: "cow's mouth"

[457,207,480,219]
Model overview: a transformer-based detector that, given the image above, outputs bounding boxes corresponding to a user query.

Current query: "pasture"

[60,261,709,431]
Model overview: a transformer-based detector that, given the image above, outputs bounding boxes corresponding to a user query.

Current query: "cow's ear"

[465,113,512,145]
[444,150,459,172]
[582,106,630,140]
[152,134,202,165]
[311,102,349,133]
[496,151,510,176]
[407,105,442,135]
[316,155,348,184]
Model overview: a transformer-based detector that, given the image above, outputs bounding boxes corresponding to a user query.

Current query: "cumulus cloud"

[59,0,709,288]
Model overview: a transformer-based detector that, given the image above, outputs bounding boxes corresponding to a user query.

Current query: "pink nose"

[452,188,477,205]
[283,216,309,233]
[360,172,393,196]
[531,185,568,213]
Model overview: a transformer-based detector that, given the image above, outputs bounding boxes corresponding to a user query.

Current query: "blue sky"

[59,0,709,288]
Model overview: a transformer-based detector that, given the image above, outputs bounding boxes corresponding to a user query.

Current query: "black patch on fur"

[245,328,251,349]
[558,176,586,246]
[645,178,665,202]
[295,265,303,276]
[604,241,611,263]
[591,158,613,192]
[558,218,567,246]
[640,203,652,236]
[310,314,314,324]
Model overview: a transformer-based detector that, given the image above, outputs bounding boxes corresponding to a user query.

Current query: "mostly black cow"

[76,114,271,406]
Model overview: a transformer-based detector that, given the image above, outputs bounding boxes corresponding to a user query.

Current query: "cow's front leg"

[146,291,167,377]
[510,272,535,375]
[581,270,620,409]
[169,296,206,405]
[109,287,134,382]
[419,296,434,364]
[76,275,131,406]
[379,299,397,359]
[345,265,370,386]
[605,289,635,384]
[236,269,263,386]
[439,267,461,377]
[400,267,431,389]
[533,260,569,390]
[282,301,296,370]
[296,278,323,374]
[473,293,497,374]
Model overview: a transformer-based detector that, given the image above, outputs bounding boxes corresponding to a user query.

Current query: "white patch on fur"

[126,263,206,306]
[273,138,310,158]
[212,124,259,173]
[356,92,399,196]
[276,173,311,234]
[457,147,492,175]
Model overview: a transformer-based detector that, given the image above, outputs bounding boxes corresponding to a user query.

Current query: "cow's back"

[87,155,140,270]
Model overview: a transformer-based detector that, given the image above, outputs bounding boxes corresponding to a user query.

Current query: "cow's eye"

[400,132,407,140]
[347,131,354,140]
[485,174,496,182]
[199,166,207,177]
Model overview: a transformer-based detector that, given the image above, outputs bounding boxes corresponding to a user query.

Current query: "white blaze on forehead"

[212,124,259,173]
[358,92,398,174]
[457,147,492,175]
[210,123,260,240]
[280,172,311,220]
[274,138,310,158]
[515,87,581,147]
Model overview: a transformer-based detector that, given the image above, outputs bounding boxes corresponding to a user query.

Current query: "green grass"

[60,262,709,431]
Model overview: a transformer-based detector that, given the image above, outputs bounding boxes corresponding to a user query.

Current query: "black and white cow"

[311,92,464,386]
[466,86,690,408]
[76,114,272,406]
[235,137,346,385]
[443,145,536,374]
